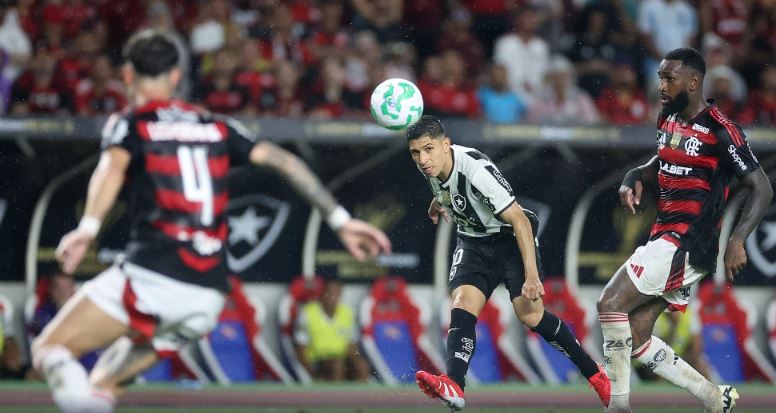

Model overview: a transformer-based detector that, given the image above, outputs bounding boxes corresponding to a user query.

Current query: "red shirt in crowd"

[595,87,650,125]
[420,82,481,118]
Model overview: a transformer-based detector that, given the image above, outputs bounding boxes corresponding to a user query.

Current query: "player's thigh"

[597,264,654,314]
[511,295,545,328]
[33,290,129,358]
[628,298,669,348]
[90,337,158,396]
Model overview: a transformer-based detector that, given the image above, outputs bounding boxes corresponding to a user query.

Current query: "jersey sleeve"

[470,163,516,216]
[716,121,759,179]
[100,113,139,157]
[223,117,257,168]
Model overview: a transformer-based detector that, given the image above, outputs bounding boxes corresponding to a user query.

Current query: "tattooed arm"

[250,141,392,260]
[250,141,339,217]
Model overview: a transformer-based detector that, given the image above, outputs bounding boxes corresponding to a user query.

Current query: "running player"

[597,47,772,413]
[32,30,391,413]
[409,115,610,411]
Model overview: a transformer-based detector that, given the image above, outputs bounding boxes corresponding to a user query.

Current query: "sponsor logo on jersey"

[684,137,702,156]
[659,161,692,176]
[728,145,747,170]
[146,121,224,142]
[691,123,710,134]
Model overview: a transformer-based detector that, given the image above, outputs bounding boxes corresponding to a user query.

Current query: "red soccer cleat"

[588,363,611,407]
[415,370,466,411]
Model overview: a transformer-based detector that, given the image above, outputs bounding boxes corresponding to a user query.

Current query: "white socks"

[599,312,633,411]
[633,336,719,408]
[34,345,115,413]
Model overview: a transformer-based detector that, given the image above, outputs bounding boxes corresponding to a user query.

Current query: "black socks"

[446,308,477,389]
[532,310,599,379]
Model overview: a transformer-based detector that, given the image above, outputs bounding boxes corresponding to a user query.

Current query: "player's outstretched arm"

[725,167,773,281]
[619,156,658,214]
[499,202,544,301]
[249,141,391,261]
[56,147,131,274]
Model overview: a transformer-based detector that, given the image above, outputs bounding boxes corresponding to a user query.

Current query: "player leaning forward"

[409,116,611,411]
[598,47,773,413]
[32,30,391,413]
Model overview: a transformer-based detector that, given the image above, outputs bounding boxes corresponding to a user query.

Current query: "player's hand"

[723,237,747,282]
[55,229,95,275]
[522,277,545,301]
[337,219,392,262]
[619,180,643,214]
[428,198,450,224]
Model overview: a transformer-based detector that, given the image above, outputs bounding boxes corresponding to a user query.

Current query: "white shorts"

[81,262,225,354]
[624,235,709,312]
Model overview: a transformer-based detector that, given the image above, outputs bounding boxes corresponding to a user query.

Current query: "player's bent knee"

[516,309,543,328]
[596,294,621,314]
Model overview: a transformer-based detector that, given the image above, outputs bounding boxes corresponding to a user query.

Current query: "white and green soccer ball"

[370,78,424,130]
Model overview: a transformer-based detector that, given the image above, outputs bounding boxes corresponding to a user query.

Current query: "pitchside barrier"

[1,117,775,383]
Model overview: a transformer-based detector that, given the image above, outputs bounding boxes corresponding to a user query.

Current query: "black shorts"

[447,232,544,301]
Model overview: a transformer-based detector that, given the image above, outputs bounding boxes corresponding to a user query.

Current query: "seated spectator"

[261,59,304,117]
[738,65,776,126]
[293,275,370,382]
[704,65,747,121]
[435,8,484,77]
[567,4,619,99]
[10,49,71,114]
[306,0,350,63]
[344,31,382,101]
[349,0,405,43]
[198,49,251,116]
[234,39,274,106]
[419,50,480,118]
[477,63,527,124]
[74,54,126,115]
[307,56,349,119]
[596,63,650,125]
[493,6,549,103]
[0,295,26,379]
[529,55,600,125]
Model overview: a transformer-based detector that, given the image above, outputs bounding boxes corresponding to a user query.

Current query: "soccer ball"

[370,78,424,130]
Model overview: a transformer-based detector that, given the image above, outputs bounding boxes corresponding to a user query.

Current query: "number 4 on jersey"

[178,145,213,226]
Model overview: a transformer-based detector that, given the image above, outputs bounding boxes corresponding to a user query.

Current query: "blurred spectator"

[74,54,125,115]
[0,0,32,112]
[257,3,311,66]
[306,0,350,63]
[420,50,480,119]
[293,276,370,382]
[10,49,71,114]
[402,0,446,60]
[350,0,405,43]
[697,0,750,54]
[54,28,100,95]
[638,0,698,87]
[738,65,776,126]
[529,55,600,124]
[567,4,621,99]
[704,65,747,120]
[144,0,192,99]
[344,31,382,99]
[198,49,251,115]
[307,56,349,119]
[435,7,484,77]
[97,0,145,56]
[262,59,304,117]
[477,63,528,124]
[0,295,26,379]
[740,1,776,88]
[190,0,229,56]
[382,42,416,81]
[460,0,514,57]
[493,6,550,103]
[596,63,650,125]
[15,0,39,42]
[235,39,274,107]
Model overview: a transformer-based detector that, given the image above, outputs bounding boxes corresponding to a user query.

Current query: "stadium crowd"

[1,0,775,125]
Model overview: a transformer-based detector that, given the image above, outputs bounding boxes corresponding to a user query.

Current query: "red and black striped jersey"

[101,99,255,290]
[652,102,759,272]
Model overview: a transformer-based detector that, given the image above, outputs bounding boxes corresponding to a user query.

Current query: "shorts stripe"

[122,280,157,340]
[664,249,686,292]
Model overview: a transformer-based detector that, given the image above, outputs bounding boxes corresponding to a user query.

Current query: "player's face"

[408,135,451,178]
[657,60,691,113]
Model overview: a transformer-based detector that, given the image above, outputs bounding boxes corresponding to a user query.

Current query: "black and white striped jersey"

[425,144,520,237]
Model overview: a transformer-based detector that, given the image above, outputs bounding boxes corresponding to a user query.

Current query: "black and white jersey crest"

[425,145,522,237]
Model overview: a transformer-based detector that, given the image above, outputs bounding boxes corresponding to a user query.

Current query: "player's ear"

[689,72,700,92]
[443,136,451,150]
[121,63,134,87]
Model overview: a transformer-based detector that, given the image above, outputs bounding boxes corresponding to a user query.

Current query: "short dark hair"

[123,30,179,77]
[664,47,706,76]
[406,115,445,141]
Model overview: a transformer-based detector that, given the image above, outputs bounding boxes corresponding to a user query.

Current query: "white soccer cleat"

[704,385,739,413]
